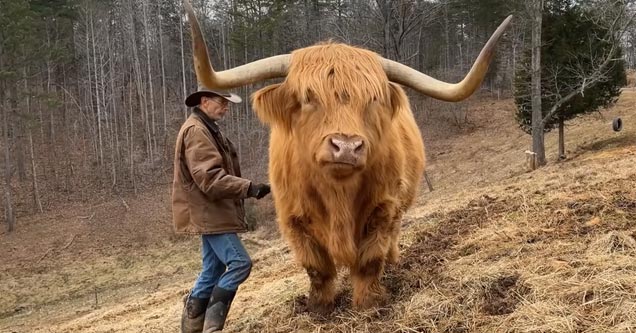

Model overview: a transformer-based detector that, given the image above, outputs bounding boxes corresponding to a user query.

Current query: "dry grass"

[226,175,636,333]
[1,90,635,333]
[221,91,636,333]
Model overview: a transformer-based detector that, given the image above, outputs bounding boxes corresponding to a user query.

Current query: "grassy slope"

[1,90,634,333]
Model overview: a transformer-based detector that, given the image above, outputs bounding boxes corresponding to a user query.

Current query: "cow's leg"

[284,216,337,314]
[386,206,406,265]
[305,264,337,315]
[386,214,401,265]
[352,202,396,309]
[388,180,416,265]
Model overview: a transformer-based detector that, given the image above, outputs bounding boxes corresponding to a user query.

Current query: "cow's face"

[252,45,406,179]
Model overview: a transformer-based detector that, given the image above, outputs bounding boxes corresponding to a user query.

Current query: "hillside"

[1,90,635,333]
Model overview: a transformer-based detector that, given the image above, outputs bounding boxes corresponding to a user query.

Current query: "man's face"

[200,96,230,121]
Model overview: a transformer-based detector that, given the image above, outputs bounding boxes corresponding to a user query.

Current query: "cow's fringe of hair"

[288,42,391,110]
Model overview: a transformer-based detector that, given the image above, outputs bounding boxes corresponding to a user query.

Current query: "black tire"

[613,117,622,132]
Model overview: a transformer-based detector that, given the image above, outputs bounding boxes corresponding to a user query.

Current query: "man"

[172,88,271,333]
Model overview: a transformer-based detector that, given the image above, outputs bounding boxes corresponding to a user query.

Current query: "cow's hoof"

[386,251,400,265]
[353,288,388,310]
[308,299,335,316]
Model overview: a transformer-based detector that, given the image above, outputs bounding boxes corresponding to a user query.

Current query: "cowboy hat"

[184,88,242,107]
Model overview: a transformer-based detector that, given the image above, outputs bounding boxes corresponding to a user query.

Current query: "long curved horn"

[382,15,513,102]
[183,0,290,89]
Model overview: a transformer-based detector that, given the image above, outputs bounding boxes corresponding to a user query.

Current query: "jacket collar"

[192,107,221,135]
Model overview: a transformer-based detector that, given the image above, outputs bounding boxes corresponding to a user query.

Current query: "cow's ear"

[251,83,297,130]
[387,82,409,120]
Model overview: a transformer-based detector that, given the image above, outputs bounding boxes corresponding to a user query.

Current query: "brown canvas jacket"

[172,108,251,235]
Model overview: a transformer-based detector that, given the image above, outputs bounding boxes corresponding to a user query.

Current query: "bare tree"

[531,0,545,167]
[159,2,168,149]
[90,11,105,167]
[180,3,188,121]
[23,66,43,213]
[142,0,158,159]
[2,92,16,232]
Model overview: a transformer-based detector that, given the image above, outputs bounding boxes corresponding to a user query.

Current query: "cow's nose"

[328,135,365,165]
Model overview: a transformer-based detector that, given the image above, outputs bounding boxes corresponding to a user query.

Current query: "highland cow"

[184,1,511,313]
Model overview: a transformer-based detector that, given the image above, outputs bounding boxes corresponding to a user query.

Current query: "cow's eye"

[337,91,350,104]
[301,90,319,112]
[301,102,317,113]
[304,89,317,104]
[366,98,380,110]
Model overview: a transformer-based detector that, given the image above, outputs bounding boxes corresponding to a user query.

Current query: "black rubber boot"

[181,292,210,333]
[202,287,236,332]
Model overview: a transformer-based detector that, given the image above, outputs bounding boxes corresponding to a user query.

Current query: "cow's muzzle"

[320,134,367,170]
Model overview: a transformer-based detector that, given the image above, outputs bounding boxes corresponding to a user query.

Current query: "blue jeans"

[190,233,252,299]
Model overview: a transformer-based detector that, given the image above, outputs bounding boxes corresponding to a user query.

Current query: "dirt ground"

[1,89,635,333]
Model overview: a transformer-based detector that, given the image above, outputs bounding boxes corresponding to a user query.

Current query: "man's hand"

[248,183,271,199]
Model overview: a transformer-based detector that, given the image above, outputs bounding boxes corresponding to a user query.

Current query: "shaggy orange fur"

[251,42,425,311]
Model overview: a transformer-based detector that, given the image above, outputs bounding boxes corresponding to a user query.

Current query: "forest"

[1,0,634,226]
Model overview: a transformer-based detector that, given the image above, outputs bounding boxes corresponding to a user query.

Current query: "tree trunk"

[29,130,43,213]
[45,24,58,184]
[90,13,104,167]
[416,19,424,71]
[531,0,546,167]
[180,9,188,121]
[84,7,97,163]
[9,82,26,182]
[129,0,153,164]
[379,0,392,59]
[423,170,434,192]
[23,65,43,214]
[62,64,71,192]
[107,27,119,187]
[558,118,565,160]
[98,35,113,187]
[2,99,16,232]
[512,37,517,92]
[444,2,451,73]
[129,85,137,194]
[142,0,157,158]
[158,5,167,156]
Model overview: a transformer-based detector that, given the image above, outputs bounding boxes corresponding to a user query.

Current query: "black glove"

[248,183,271,199]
